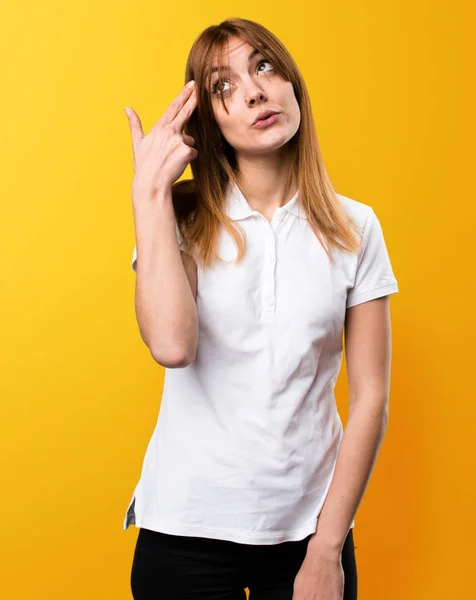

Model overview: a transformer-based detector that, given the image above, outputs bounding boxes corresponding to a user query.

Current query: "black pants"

[130,527,357,599]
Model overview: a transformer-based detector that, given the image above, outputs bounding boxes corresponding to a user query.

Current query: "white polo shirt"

[124,181,399,545]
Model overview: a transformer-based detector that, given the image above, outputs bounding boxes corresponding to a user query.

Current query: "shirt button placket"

[264,228,277,316]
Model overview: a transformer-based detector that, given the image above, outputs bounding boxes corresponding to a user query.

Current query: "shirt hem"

[125,513,354,545]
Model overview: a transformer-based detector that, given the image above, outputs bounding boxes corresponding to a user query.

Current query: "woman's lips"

[251,113,281,129]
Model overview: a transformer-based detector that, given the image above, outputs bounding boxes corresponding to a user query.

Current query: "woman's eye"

[211,60,274,95]
[257,59,273,73]
[211,79,231,95]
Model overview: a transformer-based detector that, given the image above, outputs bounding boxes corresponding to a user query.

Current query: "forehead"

[207,39,262,75]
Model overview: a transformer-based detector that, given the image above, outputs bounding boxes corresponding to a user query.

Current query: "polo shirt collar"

[225,181,306,221]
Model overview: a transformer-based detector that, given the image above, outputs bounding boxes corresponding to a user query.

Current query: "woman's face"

[207,37,301,157]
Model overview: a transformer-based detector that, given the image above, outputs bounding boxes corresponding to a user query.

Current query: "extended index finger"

[172,86,197,132]
[161,81,196,127]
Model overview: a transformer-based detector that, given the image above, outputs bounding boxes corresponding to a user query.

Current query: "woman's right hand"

[125,81,198,204]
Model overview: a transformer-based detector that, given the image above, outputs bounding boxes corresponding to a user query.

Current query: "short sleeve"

[131,219,188,272]
[346,208,399,308]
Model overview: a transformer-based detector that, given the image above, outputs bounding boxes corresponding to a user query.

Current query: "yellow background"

[1,1,474,598]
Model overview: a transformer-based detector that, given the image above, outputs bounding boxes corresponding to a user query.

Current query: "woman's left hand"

[292,551,345,600]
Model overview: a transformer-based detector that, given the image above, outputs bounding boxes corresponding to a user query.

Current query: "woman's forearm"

[133,187,198,368]
[306,398,388,558]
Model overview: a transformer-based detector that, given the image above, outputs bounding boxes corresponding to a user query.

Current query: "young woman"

[124,17,398,600]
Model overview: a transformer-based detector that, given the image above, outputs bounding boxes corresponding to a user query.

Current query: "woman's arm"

[305,295,393,559]
[133,188,199,368]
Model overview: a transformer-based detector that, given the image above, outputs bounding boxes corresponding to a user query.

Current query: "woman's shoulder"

[335,192,374,227]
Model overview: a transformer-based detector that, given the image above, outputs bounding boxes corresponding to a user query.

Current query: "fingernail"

[124,107,131,117]
[187,80,195,88]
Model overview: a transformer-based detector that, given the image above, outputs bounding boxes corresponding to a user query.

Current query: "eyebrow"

[208,48,261,76]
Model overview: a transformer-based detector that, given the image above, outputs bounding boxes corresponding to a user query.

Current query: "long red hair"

[172,17,361,272]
